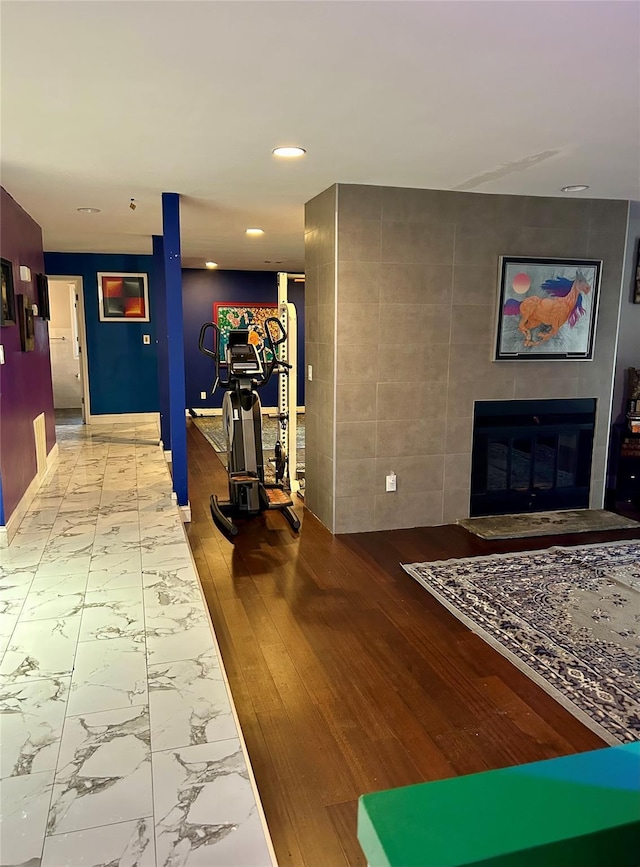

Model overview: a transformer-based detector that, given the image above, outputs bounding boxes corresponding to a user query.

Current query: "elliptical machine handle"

[198,321,218,360]
[198,321,229,390]
[264,316,287,348]
[260,316,289,388]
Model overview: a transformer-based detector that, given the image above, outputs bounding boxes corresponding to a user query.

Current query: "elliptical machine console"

[198,318,300,537]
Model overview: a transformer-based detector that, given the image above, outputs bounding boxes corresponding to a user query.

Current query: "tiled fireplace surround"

[304,185,628,534]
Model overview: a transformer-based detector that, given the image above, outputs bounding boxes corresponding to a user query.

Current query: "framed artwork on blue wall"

[213,302,278,362]
[97,272,149,321]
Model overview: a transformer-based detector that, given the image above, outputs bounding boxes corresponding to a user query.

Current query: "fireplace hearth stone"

[458,508,640,540]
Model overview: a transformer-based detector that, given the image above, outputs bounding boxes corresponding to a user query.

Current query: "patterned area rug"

[194,414,305,453]
[403,541,640,744]
[193,414,305,488]
[458,509,640,540]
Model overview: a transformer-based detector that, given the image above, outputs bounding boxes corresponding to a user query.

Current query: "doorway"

[47,277,89,423]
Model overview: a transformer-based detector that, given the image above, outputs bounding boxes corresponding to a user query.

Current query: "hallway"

[0,420,273,867]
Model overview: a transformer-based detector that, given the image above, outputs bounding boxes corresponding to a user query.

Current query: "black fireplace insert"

[470,398,596,517]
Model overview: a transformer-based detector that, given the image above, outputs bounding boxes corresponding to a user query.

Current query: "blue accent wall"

[44,253,159,415]
[43,255,304,416]
[182,269,305,410]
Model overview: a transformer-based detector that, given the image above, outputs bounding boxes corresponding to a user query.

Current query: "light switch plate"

[0,345,4,364]
[143,334,151,345]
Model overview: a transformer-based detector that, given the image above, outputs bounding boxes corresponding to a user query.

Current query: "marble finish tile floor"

[0,421,275,867]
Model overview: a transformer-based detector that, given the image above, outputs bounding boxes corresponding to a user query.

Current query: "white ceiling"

[2,0,639,271]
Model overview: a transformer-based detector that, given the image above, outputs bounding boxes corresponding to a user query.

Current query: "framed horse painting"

[494,256,602,361]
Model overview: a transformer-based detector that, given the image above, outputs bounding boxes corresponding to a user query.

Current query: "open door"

[46,277,89,423]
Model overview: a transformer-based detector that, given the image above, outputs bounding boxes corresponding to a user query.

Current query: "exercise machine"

[198,316,300,536]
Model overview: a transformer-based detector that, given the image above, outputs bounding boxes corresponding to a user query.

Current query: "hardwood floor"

[185,421,640,867]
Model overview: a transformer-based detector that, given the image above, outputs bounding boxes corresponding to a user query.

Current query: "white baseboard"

[0,442,60,547]
[179,502,192,523]
[87,412,160,427]
[163,450,172,464]
[188,406,305,417]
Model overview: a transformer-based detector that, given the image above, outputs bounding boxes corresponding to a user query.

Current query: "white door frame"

[47,275,91,422]
[277,271,304,493]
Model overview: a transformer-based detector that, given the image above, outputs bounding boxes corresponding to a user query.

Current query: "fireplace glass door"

[471,399,595,516]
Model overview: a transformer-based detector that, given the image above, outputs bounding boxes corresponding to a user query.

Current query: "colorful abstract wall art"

[214,302,278,361]
[97,272,149,321]
[494,257,601,360]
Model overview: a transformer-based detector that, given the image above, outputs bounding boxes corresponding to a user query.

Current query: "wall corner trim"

[0,442,59,546]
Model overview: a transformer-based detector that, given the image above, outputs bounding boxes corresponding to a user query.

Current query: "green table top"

[358,743,640,867]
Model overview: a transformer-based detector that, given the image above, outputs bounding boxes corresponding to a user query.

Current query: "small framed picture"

[16,294,35,351]
[494,256,602,361]
[1,258,16,326]
[36,273,50,320]
[97,272,149,322]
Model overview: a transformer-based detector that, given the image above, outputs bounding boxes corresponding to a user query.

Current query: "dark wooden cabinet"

[610,423,640,515]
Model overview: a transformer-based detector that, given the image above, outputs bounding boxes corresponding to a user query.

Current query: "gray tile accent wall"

[304,185,337,531]
[305,183,629,534]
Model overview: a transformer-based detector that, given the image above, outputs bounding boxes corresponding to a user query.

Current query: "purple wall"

[0,187,55,524]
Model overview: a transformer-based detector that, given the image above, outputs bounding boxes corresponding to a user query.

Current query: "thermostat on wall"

[19,265,32,282]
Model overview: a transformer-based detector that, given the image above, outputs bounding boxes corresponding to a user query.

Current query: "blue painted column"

[162,193,188,507]
[152,235,171,452]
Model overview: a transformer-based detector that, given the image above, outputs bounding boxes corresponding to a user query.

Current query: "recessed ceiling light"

[77,207,101,213]
[272,146,306,158]
[246,228,264,236]
[560,185,589,193]
[205,261,218,269]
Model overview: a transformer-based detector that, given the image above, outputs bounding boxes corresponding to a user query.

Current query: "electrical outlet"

[307,364,313,381]
[143,334,150,345]
[385,472,397,492]
[200,391,207,400]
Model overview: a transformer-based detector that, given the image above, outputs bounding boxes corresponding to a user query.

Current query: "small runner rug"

[193,414,305,488]
[402,540,640,744]
[193,414,305,453]
[458,509,640,540]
